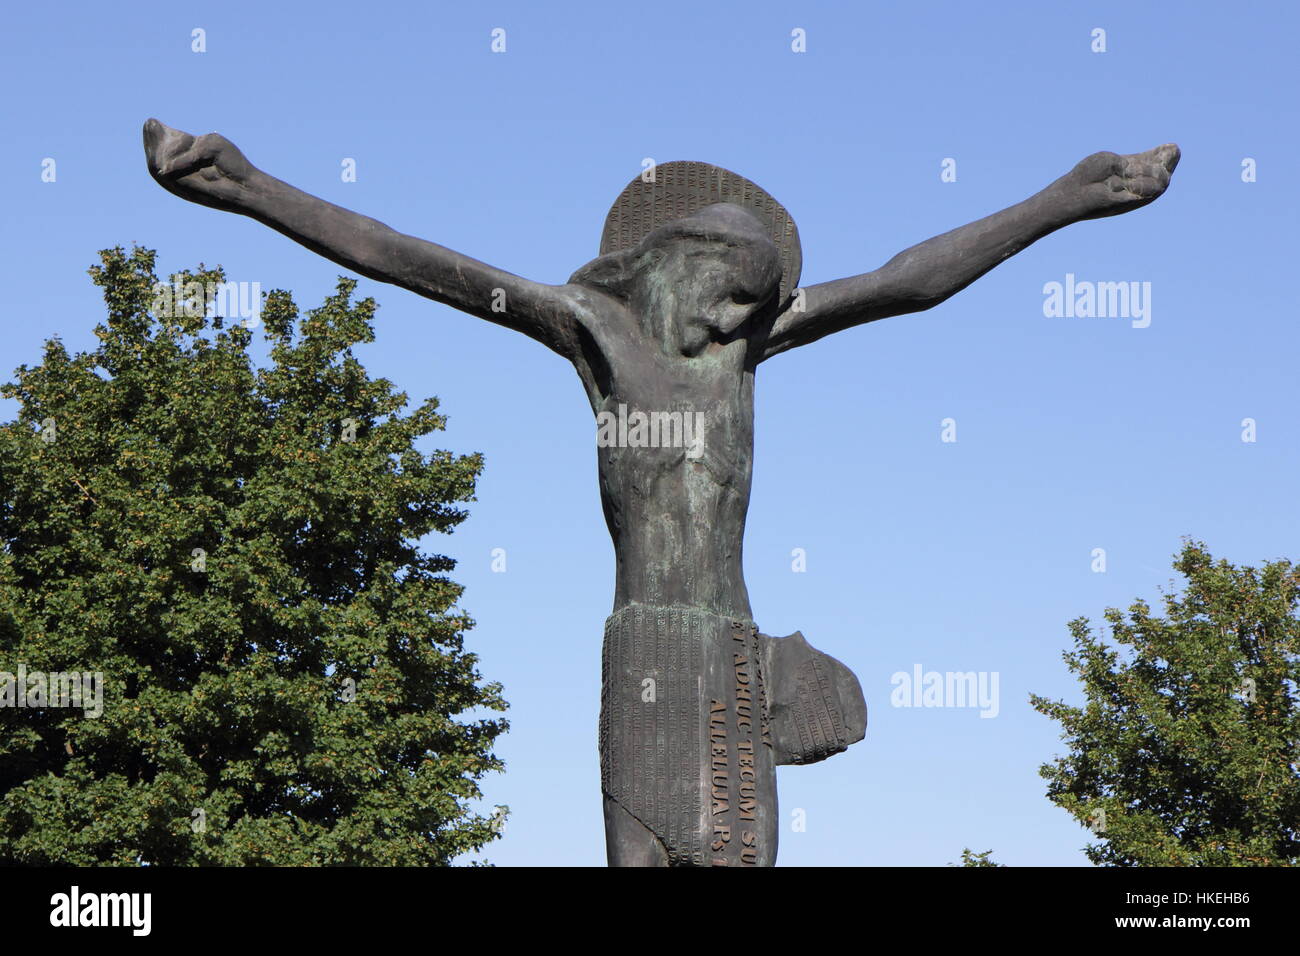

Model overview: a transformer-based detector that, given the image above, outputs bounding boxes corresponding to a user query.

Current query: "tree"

[1032,540,1300,866]
[0,245,507,864]
[953,848,1004,867]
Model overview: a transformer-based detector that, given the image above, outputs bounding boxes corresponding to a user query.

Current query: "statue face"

[632,204,782,355]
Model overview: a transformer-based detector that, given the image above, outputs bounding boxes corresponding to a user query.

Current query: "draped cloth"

[599,603,866,866]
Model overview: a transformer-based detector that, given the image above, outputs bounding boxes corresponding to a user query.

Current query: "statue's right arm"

[142,120,583,358]
[758,143,1179,362]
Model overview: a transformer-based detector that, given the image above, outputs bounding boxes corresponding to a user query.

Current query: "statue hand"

[1063,143,1180,220]
[143,118,256,209]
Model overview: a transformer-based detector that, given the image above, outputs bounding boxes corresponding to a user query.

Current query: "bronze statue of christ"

[143,119,1178,865]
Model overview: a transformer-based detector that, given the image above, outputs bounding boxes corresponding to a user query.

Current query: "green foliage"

[954,848,1003,867]
[1032,540,1300,866]
[0,246,507,864]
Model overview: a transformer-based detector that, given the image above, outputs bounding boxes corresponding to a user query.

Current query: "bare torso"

[576,308,757,619]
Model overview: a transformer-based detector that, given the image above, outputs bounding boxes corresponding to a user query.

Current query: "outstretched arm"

[761,144,1180,360]
[142,119,581,357]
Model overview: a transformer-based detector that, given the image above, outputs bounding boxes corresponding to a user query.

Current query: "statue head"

[573,203,782,354]
[570,162,802,356]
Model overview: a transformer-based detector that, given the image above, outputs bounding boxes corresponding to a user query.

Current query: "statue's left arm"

[760,144,1179,361]
[142,119,585,359]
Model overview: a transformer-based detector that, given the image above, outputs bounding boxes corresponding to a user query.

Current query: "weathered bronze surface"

[143,120,1178,864]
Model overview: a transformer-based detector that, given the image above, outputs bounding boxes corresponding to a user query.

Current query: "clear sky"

[2,0,1296,865]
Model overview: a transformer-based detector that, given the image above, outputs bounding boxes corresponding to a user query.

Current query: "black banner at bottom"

[0,864,1282,941]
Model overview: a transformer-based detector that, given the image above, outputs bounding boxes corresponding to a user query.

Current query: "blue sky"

[2,0,1296,865]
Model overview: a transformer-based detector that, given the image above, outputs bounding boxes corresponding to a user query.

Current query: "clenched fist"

[1062,143,1181,221]
[143,118,257,211]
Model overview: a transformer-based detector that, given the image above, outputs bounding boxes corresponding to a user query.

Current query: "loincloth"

[599,603,866,866]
